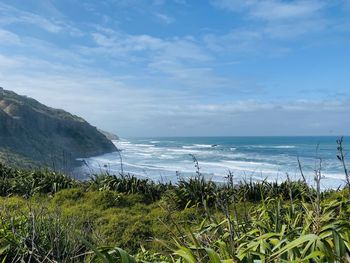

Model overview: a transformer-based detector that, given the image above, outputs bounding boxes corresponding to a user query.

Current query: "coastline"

[75,136,348,189]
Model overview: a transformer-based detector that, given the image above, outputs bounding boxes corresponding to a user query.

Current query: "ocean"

[78,136,349,189]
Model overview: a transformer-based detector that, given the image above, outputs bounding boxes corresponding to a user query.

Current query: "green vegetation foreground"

[1,141,350,262]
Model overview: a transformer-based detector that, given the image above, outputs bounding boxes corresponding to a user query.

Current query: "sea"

[77,136,349,190]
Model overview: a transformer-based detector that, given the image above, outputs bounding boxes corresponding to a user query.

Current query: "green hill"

[0,87,117,169]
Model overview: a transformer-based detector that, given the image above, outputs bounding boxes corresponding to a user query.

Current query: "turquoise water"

[80,136,349,189]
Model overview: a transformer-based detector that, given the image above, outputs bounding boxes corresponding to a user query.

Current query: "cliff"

[0,88,117,169]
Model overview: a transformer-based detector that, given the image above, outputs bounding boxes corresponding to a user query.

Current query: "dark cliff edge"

[0,87,117,170]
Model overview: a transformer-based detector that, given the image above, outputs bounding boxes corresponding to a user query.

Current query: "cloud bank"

[0,1,349,136]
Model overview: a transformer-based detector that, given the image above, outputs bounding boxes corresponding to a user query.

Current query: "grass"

[0,138,349,262]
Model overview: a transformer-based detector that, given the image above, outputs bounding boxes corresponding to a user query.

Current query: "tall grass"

[87,173,171,203]
[168,194,350,262]
[1,137,350,262]
[0,164,78,197]
[0,207,87,262]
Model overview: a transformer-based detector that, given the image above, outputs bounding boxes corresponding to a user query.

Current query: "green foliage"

[135,246,169,262]
[1,159,350,262]
[175,175,217,208]
[169,195,350,262]
[0,208,87,262]
[87,174,171,203]
[0,163,78,197]
[235,179,312,202]
[81,237,137,263]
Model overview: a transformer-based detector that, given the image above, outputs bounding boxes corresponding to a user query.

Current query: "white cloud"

[80,28,228,90]
[91,31,165,52]
[155,13,175,24]
[208,0,332,52]
[0,54,24,68]
[0,3,82,35]
[250,1,325,20]
[212,0,326,20]
[89,27,209,61]
[1,52,349,136]
[204,1,332,55]
[263,19,328,39]
[204,29,263,53]
[0,29,21,45]
[0,1,349,136]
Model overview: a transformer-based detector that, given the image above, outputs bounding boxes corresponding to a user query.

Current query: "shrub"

[0,208,87,262]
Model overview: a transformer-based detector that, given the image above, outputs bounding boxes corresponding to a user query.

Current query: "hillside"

[0,163,350,262]
[0,87,117,169]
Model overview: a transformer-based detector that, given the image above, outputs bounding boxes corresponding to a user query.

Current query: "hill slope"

[0,87,117,169]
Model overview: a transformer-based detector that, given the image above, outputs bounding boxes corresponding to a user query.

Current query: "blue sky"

[0,0,349,136]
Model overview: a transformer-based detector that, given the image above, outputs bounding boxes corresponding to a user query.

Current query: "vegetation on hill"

[0,88,116,170]
[0,145,350,263]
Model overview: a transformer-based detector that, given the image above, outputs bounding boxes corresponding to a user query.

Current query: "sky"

[0,0,349,137]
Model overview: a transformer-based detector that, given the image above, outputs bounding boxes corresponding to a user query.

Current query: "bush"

[0,163,78,197]
[0,208,87,262]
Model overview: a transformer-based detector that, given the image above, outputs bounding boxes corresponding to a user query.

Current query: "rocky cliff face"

[0,88,117,169]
